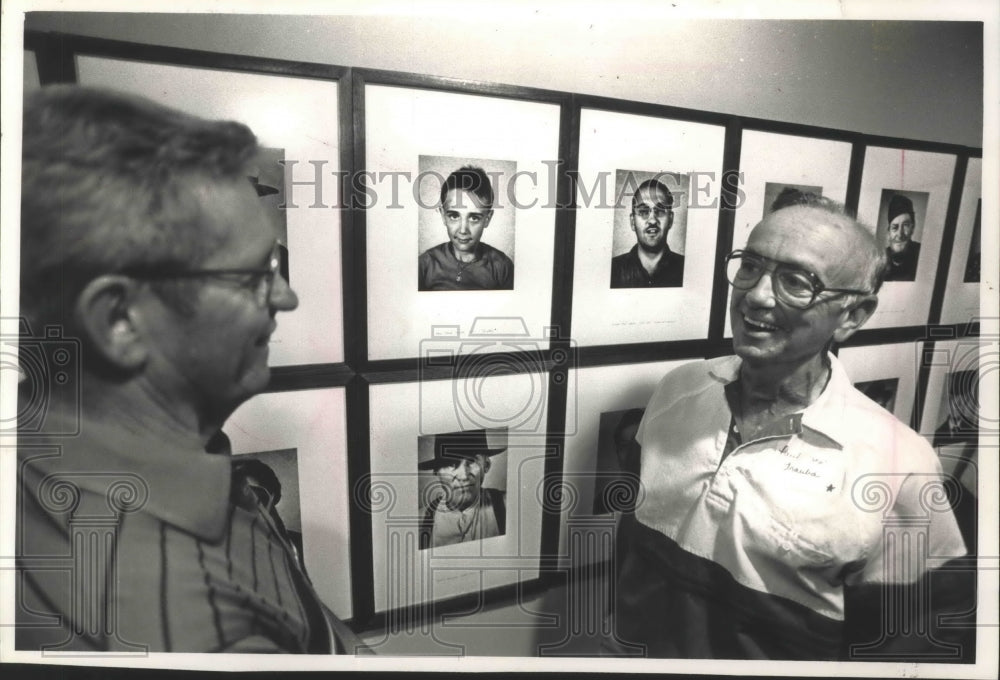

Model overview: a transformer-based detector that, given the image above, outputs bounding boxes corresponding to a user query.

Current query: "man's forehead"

[634,186,670,206]
[748,207,866,277]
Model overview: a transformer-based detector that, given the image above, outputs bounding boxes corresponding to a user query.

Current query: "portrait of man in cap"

[880,191,923,281]
[417,428,508,549]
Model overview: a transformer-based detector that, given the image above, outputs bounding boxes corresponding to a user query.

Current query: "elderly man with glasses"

[606,197,970,659]
[16,86,364,654]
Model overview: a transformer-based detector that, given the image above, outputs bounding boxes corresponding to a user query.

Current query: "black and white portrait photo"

[416,155,516,292]
[854,378,900,413]
[762,181,824,216]
[592,408,644,516]
[6,6,991,670]
[609,169,688,289]
[234,447,304,563]
[416,428,509,549]
[876,188,930,282]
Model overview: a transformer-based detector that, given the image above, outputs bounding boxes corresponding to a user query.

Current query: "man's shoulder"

[419,242,451,261]
[836,382,937,468]
[611,246,637,264]
[479,242,513,266]
[646,357,726,407]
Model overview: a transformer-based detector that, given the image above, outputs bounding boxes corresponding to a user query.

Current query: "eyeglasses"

[725,249,871,309]
[124,241,283,307]
[633,205,671,221]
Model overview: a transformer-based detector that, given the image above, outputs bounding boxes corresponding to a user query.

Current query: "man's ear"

[833,294,879,343]
[667,210,675,230]
[483,209,494,228]
[72,275,150,370]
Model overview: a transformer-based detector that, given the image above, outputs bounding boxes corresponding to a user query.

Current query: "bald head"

[753,203,886,296]
[730,202,883,371]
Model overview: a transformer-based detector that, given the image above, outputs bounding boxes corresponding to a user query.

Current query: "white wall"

[25,12,983,147]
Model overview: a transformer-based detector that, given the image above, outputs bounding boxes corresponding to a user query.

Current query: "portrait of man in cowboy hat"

[417,428,508,549]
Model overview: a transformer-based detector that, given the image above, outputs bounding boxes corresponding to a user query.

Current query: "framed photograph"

[918,339,982,553]
[223,387,353,620]
[559,359,690,569]
[76,55,345,366]
[731,131,852,249]
[836,342,922,427]
[856,147,956,329]
[919,340,981,474]
[725,131,852,337]
[607,169,689,289]
[363,83,561,360]
[367,374,548,612]
[416,156,517,292]
[939,158,982,325]
[572,108,726,346]
[415,427,510,550]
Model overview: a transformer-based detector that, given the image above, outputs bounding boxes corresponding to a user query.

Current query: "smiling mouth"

[742,315,781,333]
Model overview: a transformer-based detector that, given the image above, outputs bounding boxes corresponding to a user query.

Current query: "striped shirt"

[15,414,357,653]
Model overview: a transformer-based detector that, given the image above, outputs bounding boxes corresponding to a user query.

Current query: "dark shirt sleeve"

[418,251,430,291]
[495,252,514,290]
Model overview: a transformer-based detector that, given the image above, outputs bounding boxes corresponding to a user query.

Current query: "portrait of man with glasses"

[610,177,685,288]
[15,86,364,654]
[606,195,970,659]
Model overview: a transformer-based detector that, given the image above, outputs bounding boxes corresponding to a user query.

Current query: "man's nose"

[269,273,299,312]
[453,462,470,480]
[745,270,777,307]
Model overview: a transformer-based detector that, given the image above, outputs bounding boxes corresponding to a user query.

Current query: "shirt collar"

[25,412,233,541]
[707,353,849,448]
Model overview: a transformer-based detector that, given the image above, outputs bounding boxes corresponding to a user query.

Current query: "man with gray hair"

[608,197,970,659]
[16,86,362,653]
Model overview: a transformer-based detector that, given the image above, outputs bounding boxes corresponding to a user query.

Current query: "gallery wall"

[18,12,988,657]
[24,13,983,147]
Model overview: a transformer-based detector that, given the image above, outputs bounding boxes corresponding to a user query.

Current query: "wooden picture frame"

[939,157,982,326]
[724,130,853,337]
[856,147,956,329]
[571,106,725,347]
[366,373,549,613]
[360,77,563,362]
